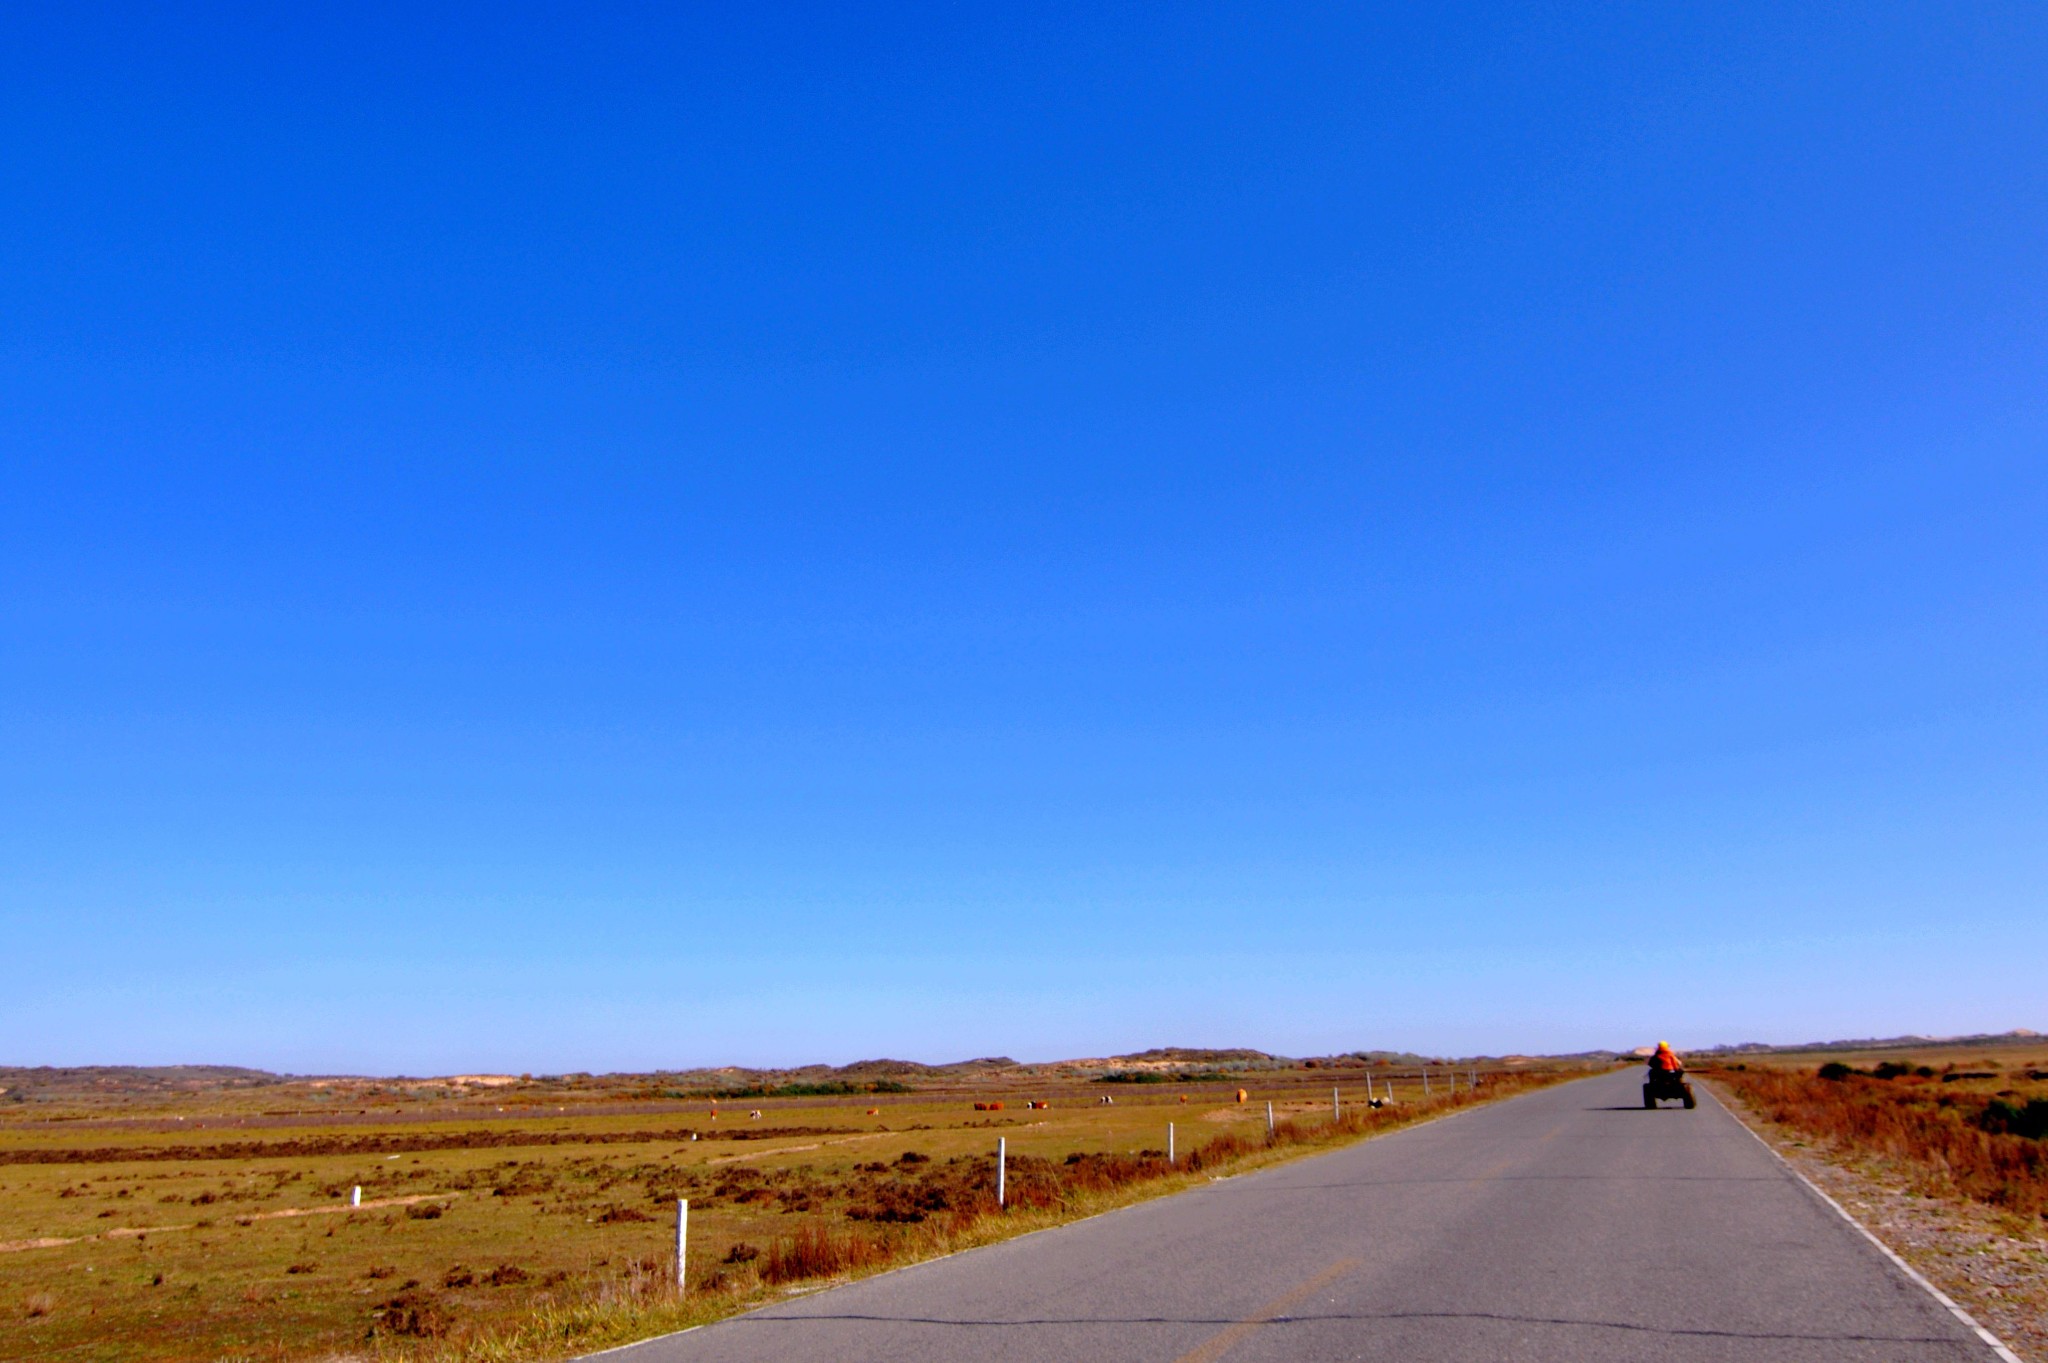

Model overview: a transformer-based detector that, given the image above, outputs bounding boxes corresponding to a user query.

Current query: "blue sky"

[5,4,2044,1073]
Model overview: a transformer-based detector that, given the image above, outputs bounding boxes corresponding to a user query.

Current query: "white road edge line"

[1713,1086,2024,1363]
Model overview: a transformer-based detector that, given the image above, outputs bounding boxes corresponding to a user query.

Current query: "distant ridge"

[0,1046,1475,1098]
[1692,1028,2040,1056]
[0,1064,285,1097]
[13,1033,2032,1100]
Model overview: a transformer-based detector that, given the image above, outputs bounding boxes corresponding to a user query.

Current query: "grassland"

[1700,1034,2048,1362]
[1,1055,1580,1363]
[1701,1035,2048,1221]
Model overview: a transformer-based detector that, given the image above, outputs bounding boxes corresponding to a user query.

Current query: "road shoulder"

[1708,1080,2046,1363]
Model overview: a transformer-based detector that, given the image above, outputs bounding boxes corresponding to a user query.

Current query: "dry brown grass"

[722,1074,1561,1300]
[0,1065,1574,1363]
[1709,1064,2048,1221]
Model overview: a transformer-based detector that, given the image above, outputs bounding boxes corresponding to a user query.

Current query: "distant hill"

[0,1064,286,1098]
[1692,1029,2040,1057]
[29,1031,1987,1102]
[1111,1047,1277,1065]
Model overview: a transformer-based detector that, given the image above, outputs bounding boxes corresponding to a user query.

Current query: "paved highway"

[602,1069,2007,1362]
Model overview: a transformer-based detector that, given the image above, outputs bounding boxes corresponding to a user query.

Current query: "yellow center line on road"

[1170,1257,1362,1363]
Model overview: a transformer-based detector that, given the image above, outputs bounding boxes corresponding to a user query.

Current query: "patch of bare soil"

[1715,1083,2048,1362]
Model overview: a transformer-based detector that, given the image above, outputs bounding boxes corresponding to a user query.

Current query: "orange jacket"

[1651,1046,1682,1072]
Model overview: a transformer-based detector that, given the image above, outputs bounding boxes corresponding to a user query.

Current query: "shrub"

[1183,1132,1258,1172]
[762,1223,886,1284]
[371,1289,449,1338]
[1978,1098,2048,1141]
[1718,1067,2048,1218]
[1056,1151,1172,1193]
[1818,1062,1855,1081]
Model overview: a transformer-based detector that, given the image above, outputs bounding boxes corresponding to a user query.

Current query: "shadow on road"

[1254,1173,1780,1192]
[735,1309,1960,1346]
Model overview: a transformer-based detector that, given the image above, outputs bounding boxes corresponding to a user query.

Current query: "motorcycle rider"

[1649,1040,1683,1074]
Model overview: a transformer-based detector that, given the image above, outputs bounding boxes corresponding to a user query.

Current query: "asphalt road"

[600,1069,2005,1362]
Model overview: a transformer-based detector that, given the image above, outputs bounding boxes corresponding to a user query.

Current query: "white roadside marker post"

[1266,1101,1275,1138]
[350,1186,361,1207]
[997,1137,1007,1207]
[1168,1122,1175,1164]
[1423,1066,1431,1097]
[675,1198,688,1291]
[1333,1086,1340,1121]
[1365,1072,1374,1103]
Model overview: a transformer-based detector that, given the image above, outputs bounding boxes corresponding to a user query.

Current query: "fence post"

[675,1198,688,1291]
[1266,1101,1275,1138]
[1333,1086,1340,1121]
[1423,1066,1431,1097]
[1365,1072,1374,1103]
[1168,1122,1175,1164]
[997,1137,1007,1207]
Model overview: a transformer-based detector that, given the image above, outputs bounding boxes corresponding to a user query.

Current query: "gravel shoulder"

[1710,1080,2048,1363]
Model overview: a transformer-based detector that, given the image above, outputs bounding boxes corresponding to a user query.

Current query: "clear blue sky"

[5,4,2044,1074]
